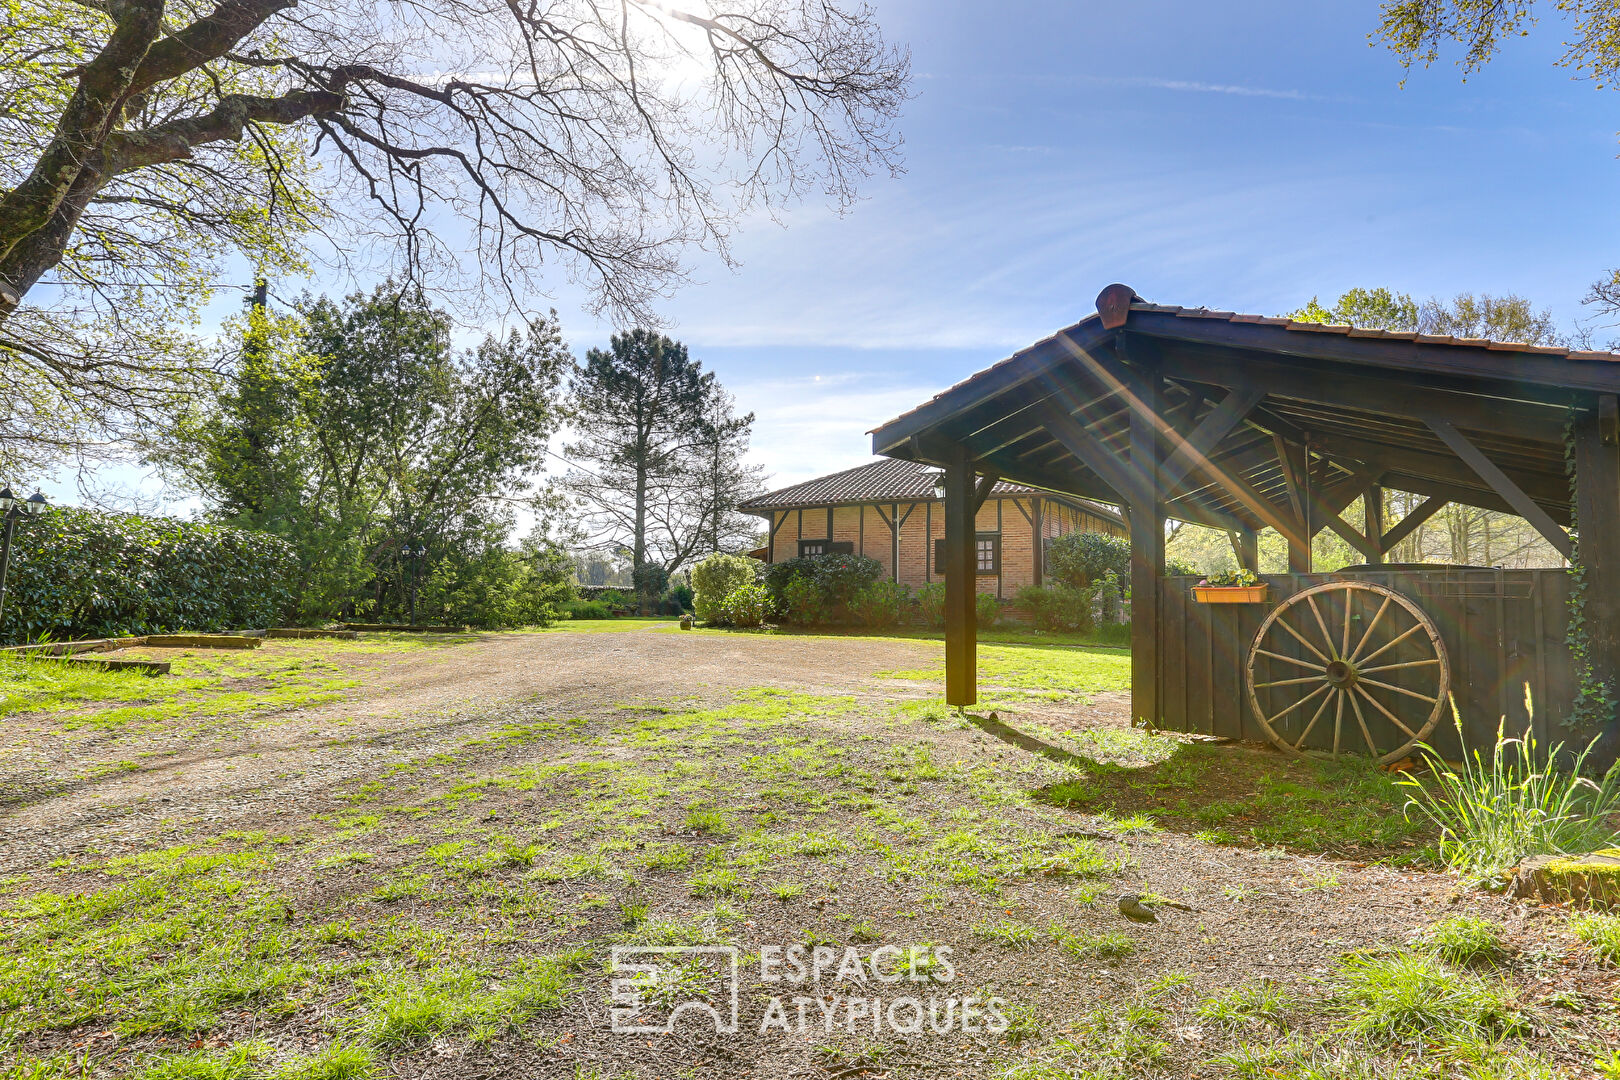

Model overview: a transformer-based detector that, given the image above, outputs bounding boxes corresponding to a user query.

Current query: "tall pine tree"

[562,331,761,589]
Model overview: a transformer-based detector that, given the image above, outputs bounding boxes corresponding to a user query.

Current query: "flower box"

[1191,584,1269,604]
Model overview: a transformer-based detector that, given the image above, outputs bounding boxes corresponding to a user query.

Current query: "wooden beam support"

[943,447,978,707]
[1033,400,1149,508]
[1228,527,1259,572]
[972,472,998,514]
[1127,337,1165,729]
[1364,485,1386,564]
[1272,436,1312,573]
[1379,493,1447,553]
[1424,417,1573,559]
[1574,405,1620,733]
[1159,386,1266,490]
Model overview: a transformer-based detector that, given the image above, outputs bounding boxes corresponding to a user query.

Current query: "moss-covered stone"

[1512,849,1620,907]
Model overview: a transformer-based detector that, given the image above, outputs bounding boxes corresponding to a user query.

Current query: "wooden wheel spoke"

[1276,618,1333,665]
[1347,596,1391,664]
[1255,674,1329,690]
[1306,595,1338,659]
[1358,659,1440,674]
[1254,648,1326,672]
[1354,623,1424,668]
[1347,686,1379,755]
[1356,676,1437,706]
[1293,689,1335,750]
[1247,582,1449,764]
[1340,587,1354,660]
[1331,689,1346,756]
[1265,682,1332,726]
[1353,684,1418,738]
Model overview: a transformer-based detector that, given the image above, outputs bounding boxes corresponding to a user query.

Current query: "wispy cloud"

[1088,74,1348,102]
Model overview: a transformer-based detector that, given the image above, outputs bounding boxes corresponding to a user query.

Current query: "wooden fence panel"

[1153,569,1573,756]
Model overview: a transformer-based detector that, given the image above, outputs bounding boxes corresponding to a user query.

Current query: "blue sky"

[645,0,1620,494]
[52,0,1620,513]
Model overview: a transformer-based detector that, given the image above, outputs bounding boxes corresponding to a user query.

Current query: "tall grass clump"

[1400,694,1620,879]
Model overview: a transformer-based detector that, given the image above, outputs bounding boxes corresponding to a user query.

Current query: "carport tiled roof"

[878,299,1620,431]
[739,458,1120,519]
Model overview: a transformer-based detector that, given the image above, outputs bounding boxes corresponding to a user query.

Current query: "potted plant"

[1191,568,1268,604]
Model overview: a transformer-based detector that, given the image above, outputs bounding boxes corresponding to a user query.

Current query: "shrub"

[1096,571,1125,623]
[762,556,817,603]
[809,553,884,619]
[915,583,946,628]
[563,599,613,620]
[976,591,1001,628]
[717,582,772,628]
[632,563,669,608]
[777,576,824,625]
[1047,532,1130,588]
[1015,584,1093,632]
[1398,709,1620,879]
[849,581,910,628]
[691,554,758,622]
[0,507,295,644]
[665,579,694,612]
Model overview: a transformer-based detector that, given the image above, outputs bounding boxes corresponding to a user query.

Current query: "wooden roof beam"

[1380,494,1449,551]
[1424,417,1573,559]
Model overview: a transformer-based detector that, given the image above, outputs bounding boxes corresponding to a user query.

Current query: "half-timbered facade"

[739,458,1124,598]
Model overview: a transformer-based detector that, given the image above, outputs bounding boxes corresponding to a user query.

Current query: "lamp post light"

[406,544,428,626]
[0,487,50,631]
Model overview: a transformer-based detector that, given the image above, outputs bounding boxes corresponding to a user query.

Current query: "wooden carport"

[871,284,1620,757]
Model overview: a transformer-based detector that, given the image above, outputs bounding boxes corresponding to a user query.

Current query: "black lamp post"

[406,544,428,625]
[0,487,50,631]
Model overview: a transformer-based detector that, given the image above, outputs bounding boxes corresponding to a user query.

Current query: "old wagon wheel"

[1244,581,1449,764]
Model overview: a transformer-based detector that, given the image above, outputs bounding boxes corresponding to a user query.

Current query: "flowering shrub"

[1202,568,1260,588]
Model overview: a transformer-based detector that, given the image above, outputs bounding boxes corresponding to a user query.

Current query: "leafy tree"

[563,330,759,581]
[155,284,570,622]
[1046,532,1131,589]
[1285,286,1568,569]
[0,0,907,474]
[1373,3,1620,317]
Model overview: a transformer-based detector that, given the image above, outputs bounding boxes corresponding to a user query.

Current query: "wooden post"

[1032,499,1044,586]
[1233,526,1258,573]
[1364,485,1385,565]
[1127,342,1164,728]
[1284,442,1312,574]
[943,448,978,707]
[1574,402,1620,738]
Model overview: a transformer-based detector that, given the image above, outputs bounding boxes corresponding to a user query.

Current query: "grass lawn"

[0,630,1613,1079]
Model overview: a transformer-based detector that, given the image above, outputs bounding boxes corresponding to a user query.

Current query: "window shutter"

[830,541,855,555]
[933,538,946,574]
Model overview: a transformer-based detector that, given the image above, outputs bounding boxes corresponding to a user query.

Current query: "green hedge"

[0,508,296,645]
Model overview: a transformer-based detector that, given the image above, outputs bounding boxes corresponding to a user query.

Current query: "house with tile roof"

[738,457,1125,599]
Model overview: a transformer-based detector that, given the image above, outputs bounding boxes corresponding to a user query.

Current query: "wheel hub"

[1324,658,1358,688]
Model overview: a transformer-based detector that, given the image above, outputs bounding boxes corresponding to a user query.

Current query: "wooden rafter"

[1424,417,1572,558]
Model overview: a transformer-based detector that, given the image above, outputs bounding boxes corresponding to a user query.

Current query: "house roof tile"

[739,457,1121,520]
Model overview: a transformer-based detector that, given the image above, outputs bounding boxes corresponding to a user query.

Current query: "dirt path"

[0,628,940,868]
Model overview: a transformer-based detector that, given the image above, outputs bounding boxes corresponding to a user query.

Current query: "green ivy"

[1564,413,1616,731]
[0,507,295,645]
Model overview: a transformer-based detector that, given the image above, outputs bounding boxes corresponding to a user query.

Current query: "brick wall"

[760,497,1123,599]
